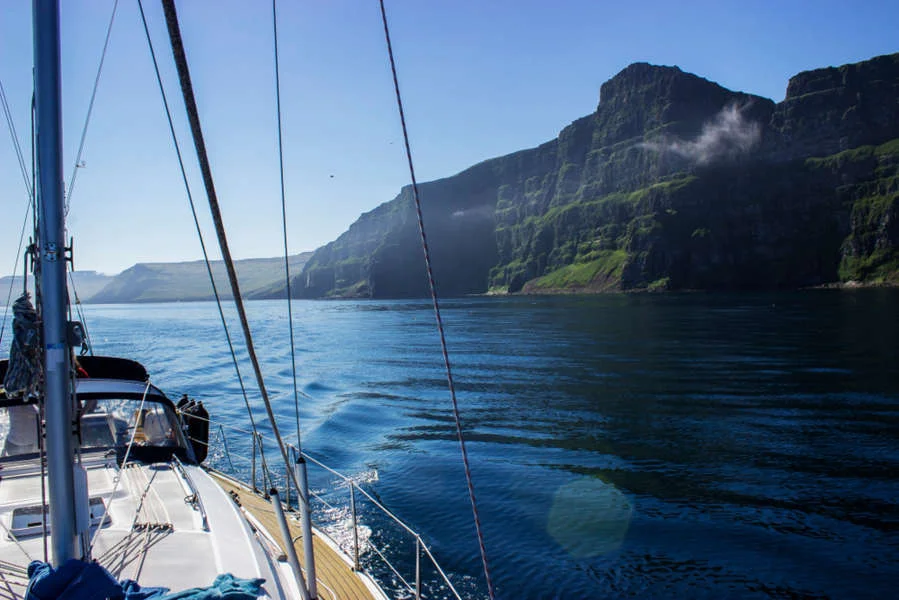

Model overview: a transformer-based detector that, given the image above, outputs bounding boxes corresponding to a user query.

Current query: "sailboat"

[0,1,471,599]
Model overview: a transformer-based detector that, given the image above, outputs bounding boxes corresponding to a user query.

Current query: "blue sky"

[1,0,897,276]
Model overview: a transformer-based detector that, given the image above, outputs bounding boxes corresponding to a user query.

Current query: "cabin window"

[0,397,191,461]
[81,398,188,452]
[0,404,40,457]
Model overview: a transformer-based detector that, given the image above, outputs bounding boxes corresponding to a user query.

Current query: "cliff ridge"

[291,53,899,298]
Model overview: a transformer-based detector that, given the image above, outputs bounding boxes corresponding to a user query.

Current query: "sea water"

[5,290,898,599]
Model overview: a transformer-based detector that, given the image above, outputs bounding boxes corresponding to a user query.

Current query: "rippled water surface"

[52,291,899,598]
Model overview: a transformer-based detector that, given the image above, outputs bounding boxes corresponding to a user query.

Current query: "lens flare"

[547,477,633,558]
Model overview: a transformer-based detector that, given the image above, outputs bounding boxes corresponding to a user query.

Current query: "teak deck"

[208,471,382,600]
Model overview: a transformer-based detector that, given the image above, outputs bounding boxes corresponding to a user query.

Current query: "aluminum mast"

[33,0,80,565]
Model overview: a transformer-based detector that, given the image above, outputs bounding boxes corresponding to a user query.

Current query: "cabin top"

[0,355,149,384]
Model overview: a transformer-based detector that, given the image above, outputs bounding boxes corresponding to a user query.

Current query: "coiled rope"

[378,2,495,598]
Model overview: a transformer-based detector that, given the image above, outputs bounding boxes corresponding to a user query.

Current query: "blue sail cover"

[154,574,265,599]
[26,560,264,600]
[25,560,131,600]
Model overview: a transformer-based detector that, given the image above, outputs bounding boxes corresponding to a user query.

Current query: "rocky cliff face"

[767,54,899,160]
[299,162,502,298]
[293,53,899,298]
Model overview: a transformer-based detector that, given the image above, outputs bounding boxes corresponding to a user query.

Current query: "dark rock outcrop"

[767,53,899,160]
[291,53,899,298]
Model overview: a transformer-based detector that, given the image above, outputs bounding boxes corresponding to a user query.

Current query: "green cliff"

[294,53,899,298]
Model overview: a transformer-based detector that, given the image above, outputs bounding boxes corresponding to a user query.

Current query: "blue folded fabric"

[26,559,128,600]
[26,560,261,600]
[121,579,171,600]
[159,573,265,600]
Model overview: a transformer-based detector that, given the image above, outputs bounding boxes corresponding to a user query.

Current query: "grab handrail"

[188,416,464,600]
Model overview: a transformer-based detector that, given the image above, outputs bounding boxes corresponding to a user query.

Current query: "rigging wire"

[159,0,303,499]
[68,272,94,355]
[37,0,121,352]
[30,95,39,296]
[0,77,33,198]
[64,0,120,215]
[0,204,33,348]
[28,93,50,562]
[378,2,496,598]
[0,78,35,347]
[90,380,153,553]
[39,395,49,562]
[271,0,304,449]
[0,518,34,563]
[136,0,259,435]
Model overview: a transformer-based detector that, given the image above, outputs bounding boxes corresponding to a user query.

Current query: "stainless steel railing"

[183,415,465,600]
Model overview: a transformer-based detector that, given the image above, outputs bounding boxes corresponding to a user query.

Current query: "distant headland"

[0,254,311,304]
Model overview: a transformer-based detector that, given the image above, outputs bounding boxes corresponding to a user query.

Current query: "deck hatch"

[8,497,106,538]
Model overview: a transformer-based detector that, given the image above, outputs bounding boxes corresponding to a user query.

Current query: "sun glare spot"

[547,477,633,558]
